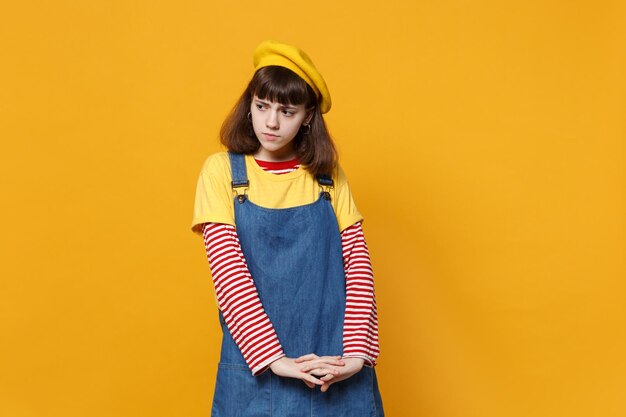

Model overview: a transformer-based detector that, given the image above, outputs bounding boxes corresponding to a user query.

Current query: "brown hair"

[219,66,338,177]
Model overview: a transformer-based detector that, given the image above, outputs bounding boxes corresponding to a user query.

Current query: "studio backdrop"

[1,1,625,416]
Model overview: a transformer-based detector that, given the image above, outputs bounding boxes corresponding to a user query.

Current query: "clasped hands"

[269,354,364,392]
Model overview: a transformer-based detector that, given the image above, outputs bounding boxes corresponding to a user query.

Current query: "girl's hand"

[268,355,345,388]
[293,354,347,388]
[300,357,364,393]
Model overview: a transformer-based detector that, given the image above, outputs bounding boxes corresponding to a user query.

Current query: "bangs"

[251,66,313,106]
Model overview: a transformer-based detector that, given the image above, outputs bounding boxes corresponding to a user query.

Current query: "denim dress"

[210,152,384,416]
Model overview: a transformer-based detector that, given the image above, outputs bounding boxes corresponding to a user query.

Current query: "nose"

[266,110,279,129]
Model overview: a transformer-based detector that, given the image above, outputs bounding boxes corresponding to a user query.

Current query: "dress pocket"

[211,362,271,417]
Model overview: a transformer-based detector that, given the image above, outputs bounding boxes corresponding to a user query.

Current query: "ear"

[304,107,315,125]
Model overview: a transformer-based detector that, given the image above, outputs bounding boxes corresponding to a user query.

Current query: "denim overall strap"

[316,173,333,200]
[316,173,333,187]
[228,151,250,191]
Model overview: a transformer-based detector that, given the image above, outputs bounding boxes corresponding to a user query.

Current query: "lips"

[262,133,279,140]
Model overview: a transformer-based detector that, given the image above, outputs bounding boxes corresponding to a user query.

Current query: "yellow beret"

[253,40,332,114]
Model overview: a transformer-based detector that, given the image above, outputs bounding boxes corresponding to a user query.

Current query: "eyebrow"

[255,99,297,110]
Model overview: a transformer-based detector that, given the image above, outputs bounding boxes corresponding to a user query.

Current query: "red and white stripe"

[254,158,301,174]
[340,221,379,366]
[261,166,300,174]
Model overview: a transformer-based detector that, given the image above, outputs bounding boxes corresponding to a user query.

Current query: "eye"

[255,103,264,110]
[282,110,295,116]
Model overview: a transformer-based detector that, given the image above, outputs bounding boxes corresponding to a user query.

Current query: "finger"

[296,354,340,363]
[301,359,345,370]
[303,380,315,389]
[301,363,344,373]
[321,355,343,361]
[320,381,334,393]
[301,361,344,372]
[319,357,346,365]
[320,374,335,382]
[302,367,340,375]
[294,353,319,363]
[303,374,324,386]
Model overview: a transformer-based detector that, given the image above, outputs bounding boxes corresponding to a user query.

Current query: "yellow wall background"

[1,1,624,416]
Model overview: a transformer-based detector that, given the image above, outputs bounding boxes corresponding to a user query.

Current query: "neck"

[253,147,297,162]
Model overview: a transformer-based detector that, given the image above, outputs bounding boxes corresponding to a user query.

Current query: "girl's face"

[250,94,312,161]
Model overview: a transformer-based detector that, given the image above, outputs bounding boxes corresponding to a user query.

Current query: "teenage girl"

[191,40,384,416]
